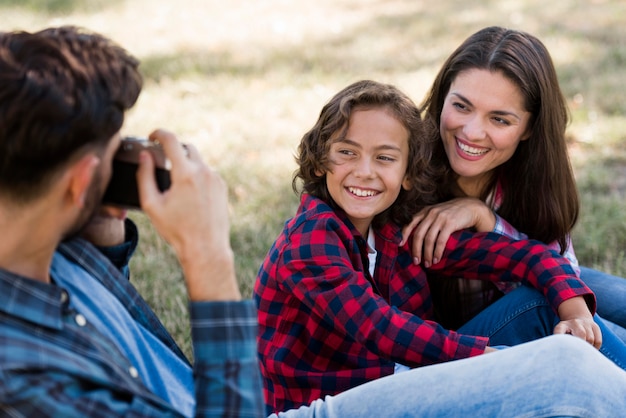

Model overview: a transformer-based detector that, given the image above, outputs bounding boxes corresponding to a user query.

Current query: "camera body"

[102,136,171,208]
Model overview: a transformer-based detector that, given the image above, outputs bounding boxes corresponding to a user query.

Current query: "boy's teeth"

[458,140,488,156]
[349,187,376,197]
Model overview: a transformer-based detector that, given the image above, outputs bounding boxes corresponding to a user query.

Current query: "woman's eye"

[452,102,468,111]
[493,117,511,126]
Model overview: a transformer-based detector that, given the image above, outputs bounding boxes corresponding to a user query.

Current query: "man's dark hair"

[0,26,142,202]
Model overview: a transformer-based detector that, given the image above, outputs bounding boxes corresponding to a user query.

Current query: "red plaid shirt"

[254,194,595,413]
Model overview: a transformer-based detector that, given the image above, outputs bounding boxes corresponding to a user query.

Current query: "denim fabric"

[580,266,626,341]
[275,335,626,418]
[458,285,626,371]
[0,237,263,417]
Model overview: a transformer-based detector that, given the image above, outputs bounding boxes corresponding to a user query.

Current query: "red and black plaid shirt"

[254,194,594,413]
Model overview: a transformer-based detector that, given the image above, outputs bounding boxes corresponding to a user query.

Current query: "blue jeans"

[579,266,626,342]
[275,335,626,418]
[458,285,626,371]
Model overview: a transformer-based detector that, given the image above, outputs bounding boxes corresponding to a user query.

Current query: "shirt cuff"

[190,299,258,363]
[492,213,511,235]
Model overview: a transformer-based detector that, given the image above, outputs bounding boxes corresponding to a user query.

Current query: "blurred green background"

[5,0,625,358]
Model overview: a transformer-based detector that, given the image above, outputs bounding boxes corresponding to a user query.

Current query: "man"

[0,25,259,417]
[1,26,625,418]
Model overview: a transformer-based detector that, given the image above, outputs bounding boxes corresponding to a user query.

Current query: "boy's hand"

[554,296,602,349]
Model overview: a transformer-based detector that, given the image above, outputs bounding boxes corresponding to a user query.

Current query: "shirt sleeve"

[429,230,595,314]
[190,300,265,418]
[0,300,264,418]
[493,214,580,275]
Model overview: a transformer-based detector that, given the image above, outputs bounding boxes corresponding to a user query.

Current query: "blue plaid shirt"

[0,221,263,417]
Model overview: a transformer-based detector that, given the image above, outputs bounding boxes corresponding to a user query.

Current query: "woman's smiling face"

[440,68,531,197]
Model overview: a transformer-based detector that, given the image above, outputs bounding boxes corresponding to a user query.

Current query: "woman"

[401,26,626,337]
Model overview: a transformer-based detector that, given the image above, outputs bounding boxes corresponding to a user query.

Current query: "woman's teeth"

[458,140,488,156]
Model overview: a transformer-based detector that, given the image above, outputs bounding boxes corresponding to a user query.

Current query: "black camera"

[102,136,171,209]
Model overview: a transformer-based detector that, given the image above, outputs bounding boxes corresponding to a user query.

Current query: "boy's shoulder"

[280,194,356,241]
[299,194,336,217]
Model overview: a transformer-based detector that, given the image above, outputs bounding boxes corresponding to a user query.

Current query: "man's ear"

[65,153,101,209]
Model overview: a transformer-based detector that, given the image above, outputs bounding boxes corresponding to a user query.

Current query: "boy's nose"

[353,158,374,178]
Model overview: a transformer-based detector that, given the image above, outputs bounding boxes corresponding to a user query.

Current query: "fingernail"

[432,258,439,265]
[413,257,420,265]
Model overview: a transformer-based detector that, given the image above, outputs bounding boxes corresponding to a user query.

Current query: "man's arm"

[190,300,263,417]
[136,129,263,416]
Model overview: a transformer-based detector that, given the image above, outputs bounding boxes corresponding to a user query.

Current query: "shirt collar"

[301,194,403,244]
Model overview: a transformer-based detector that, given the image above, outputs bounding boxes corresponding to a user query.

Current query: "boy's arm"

[428,230,595,313]
[493,214,580,275]
[427,230,600,347]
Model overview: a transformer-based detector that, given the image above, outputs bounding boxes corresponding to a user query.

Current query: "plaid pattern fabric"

[0,230,263,417]
[491,181,579,274]
[254,194,595,414]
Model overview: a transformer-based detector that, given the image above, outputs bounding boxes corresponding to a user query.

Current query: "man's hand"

[136,129,241,302]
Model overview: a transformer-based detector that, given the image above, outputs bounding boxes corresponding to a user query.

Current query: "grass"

[6,0,626,360]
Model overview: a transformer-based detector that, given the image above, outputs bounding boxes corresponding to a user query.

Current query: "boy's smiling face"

[322,107,411,237]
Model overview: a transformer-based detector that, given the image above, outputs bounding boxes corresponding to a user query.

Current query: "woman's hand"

[400,198,496,267]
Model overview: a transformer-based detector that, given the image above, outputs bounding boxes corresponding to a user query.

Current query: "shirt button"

[75,314,87,327]
[60,291,68,304]
[129,366,139,378]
